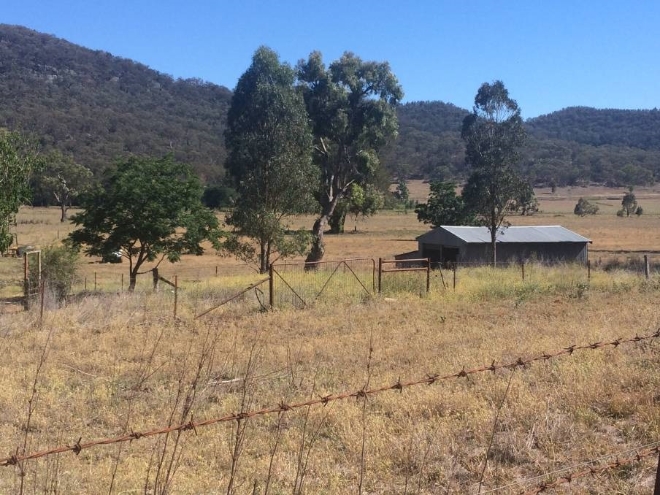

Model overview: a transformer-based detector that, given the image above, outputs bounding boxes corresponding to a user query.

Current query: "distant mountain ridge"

[1,24,659,187]
[0,24,231,181]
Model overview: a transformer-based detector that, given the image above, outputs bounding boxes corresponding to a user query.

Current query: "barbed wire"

[1,328,658,469]
[479,440,660,494]
[521,444,660,494]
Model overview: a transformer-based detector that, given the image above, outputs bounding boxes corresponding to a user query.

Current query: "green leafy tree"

[0,130,40,252]
[41,244,80,303]
[297,51,403,262]
[36,151,93,222]
[68,155,221,291]
[329,183,384,233]
[512,181,539,216]
[460,81,527,264]
[223,47,317,273]
[574,197,599,216]
[621,188,638,217]
[415,181,473,227]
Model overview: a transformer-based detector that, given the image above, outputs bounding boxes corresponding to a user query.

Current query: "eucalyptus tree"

[297,51,403,263]
[461,81,528,264]
[224,47,316,273]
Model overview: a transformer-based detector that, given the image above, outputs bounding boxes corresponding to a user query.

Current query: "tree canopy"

[415,181,473,227]
[223,46,316,273]
[297,51,403,262]
[68,155,221,291]
[0,130,40,252]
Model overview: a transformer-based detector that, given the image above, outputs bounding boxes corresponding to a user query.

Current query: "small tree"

[574,198,599,216]
[35,151,93,222]
[460,81,527,264]
[0,131,40,252]
[621,188,638,217]
[69,155,221,291]
[329,184,384,233]
[41,244,80,303]
[415,181,473,227]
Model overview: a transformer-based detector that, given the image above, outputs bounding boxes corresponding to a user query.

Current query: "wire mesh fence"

[270,258,376,308]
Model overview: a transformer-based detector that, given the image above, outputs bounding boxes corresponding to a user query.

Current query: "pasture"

[0,184,659,494]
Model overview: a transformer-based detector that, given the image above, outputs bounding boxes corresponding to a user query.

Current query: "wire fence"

[2,326,658,494]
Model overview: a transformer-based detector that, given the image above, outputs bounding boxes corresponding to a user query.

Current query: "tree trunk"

[60,203,67,223]
[328,208,346,234]
[306,216,328,266]
[490,227,497,266]
[128,272,137,292]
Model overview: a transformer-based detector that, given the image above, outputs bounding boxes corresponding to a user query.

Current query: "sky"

[3,1,659,119]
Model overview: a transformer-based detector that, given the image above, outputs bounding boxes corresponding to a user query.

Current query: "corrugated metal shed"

[417,225,591,244]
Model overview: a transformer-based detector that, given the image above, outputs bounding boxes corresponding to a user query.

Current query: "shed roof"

[417,225,591,244]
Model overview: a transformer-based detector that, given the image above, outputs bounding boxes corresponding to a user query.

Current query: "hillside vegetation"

[1,24,659,189]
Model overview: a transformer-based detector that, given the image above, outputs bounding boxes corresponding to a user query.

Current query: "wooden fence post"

[644,254,650,280]
[587,260,591,281]
[94,272,97,292]
[39,280,45,324]
[452,263,457,291]
[521,261,525,282]
[426,258,431,293]
[121,273,124,291]
[173,275,178,319]
[215,265,218,277]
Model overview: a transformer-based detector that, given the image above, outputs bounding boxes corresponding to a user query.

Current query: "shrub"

[573,198,598,216]
[41,244,80,302]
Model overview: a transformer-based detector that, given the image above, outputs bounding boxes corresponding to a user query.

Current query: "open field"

[0,186,659,493]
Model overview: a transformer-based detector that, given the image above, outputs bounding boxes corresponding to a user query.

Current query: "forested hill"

[1,24,659,187]
[0,24,231,181]
[525,107,660,150]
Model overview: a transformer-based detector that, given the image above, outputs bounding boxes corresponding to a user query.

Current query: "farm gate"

[270,258,376,308]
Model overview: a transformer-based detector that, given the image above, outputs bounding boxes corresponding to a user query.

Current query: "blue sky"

[3,1,659,118]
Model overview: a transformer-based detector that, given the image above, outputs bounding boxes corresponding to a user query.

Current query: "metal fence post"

[521,261,525,282]
[452,263,457,291]
[645,254,650,280]
[654,448,660,495]
[378,258,383,293]
[269,263,274,308]
[587,260,591,281]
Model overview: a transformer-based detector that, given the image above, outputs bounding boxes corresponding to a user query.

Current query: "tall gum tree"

[223,47,316,273]
[297,51,403,263]
[461,81,528,265]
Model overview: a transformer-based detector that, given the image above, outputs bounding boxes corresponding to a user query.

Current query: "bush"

[42,244,80,302]
[574,198,599,216]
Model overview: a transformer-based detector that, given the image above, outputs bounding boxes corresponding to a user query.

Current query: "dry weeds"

[0,194,658,494]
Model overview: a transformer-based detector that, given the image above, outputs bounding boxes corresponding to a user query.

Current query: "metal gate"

[270,258,376,308]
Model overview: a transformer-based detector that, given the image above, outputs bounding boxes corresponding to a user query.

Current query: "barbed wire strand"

[479,440,660,494]
[1,328,658,469]
[521,444,660,494]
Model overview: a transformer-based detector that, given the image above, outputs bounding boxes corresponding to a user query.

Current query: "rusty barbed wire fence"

[1,328,658,470]
[519,444,660,495]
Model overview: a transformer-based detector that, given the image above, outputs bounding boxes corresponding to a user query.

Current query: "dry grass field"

[0,185,659,494]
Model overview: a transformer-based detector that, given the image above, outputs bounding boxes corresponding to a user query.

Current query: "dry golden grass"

[0,193,659,493]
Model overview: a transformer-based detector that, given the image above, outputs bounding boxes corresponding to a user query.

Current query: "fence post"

[269,263,274,308]
[39,280,45,323]
[121,273,124,291]
[521,261,525,282]
[215,265,218,277]
[654,448,660,495]
[452,263,457,291]
[23,252,29,310]
[378,258,383,293]
[94,272,97,292]
[426,258,431,293]
[587,260,591,281]
[644,254,650,280]
[173,275,178,319]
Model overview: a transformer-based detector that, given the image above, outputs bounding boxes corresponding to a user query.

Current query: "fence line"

[1,328,658,469]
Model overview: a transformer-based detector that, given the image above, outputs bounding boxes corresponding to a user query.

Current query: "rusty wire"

[1,328,658,469]
[520,444,660,494]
